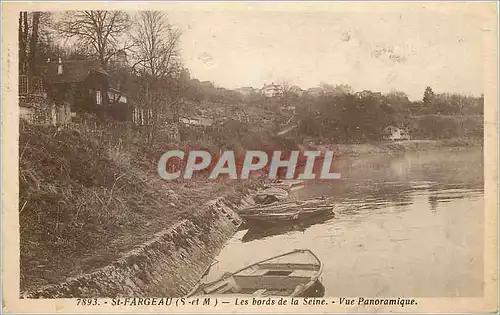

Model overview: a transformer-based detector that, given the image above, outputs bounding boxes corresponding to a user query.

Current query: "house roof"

[45,59,108,84]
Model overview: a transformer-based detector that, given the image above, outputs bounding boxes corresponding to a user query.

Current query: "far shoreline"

[312,138,483,158]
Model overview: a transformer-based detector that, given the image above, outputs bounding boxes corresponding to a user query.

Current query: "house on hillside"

[356,90,382,99]
[383,125,411,141]
[44,58,131,121]
[45,59,109,111]
[262,83,283,98]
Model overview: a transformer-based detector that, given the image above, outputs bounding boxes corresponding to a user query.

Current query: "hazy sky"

[162,4,487,100]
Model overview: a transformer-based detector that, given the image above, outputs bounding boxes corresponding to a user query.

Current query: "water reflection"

[206,148,484,297]
[242,214,336,243]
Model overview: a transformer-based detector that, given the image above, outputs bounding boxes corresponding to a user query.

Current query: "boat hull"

[186,249,323,297]
[241,207,335,227]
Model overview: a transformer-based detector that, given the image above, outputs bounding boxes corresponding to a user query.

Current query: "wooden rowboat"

[239,198,335,226]
[186,249,323,297]
[240,206,334,225]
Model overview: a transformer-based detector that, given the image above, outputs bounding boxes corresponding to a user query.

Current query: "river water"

[203,148,484,297]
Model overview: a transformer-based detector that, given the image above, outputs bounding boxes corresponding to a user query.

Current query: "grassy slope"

[19,122,259,291]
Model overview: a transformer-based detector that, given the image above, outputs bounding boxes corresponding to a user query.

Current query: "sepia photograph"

[2,1,498,313]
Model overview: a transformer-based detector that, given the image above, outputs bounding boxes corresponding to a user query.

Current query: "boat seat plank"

[236,268,270,276]
[187,249,323,298]
[265,251,319,265]
[256,263,320,271]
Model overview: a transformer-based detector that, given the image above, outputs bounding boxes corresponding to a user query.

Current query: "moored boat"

[240,206,334,226]
[186,249,323,297]
[253,187,289,204]
[239,197,335,226]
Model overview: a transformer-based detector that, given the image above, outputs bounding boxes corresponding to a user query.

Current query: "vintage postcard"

[2,1,498,313]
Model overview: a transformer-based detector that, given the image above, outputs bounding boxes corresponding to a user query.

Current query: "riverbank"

[22,195,252,298]
[19,120,483,295]
[19,122,264,293]
[315,138,483,158]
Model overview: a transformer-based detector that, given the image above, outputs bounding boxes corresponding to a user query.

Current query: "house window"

[96,90,102,105]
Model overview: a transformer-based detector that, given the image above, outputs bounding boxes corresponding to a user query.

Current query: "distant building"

[262,83,283,98]
[289,85,304,96]
[383,125,411,141]
[356,90,382,99]
[323,84,353,96]
[306,87,324,97]
[180,116,214,127]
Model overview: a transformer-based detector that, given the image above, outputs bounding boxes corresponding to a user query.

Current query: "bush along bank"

[21,195,253,298]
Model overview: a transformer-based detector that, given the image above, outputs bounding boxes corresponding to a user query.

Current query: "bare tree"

[279,80,292,107]
[130,11,182,78]
[279,80,291,97]
[130,11,185,144]
[19,12,29,74]
[19,11,48,82]
[56,10,131,70]
[28,12,41,76]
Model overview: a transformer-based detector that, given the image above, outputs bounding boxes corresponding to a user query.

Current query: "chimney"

[57,58,63,75]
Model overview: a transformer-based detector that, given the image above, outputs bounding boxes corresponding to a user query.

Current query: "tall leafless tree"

[28,12,41,76]
[130,11,182,78]
[130,11,185,144]
[279,79,292,108]
[18,12,29,75]
[19,11,45,86]
[56,10,131,70]
[279,80,291,97]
